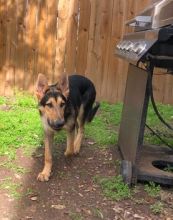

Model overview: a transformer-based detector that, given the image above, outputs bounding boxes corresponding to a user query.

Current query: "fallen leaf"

[33,153,43,158]
[88,141,96,145]
[133,214,145,219]
[78,193,84,197]
[15,174,21,179]
[88,157,93,160]
[25,217,33,219]
[82,208,92,216]
[51,204,65,210]
[113,206,123,214]
[30,196,38,201]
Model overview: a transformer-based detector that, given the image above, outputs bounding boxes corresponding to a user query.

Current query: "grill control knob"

[132,42,141,53]
[116,42,122,50]
[126,42,133,52]
[116,41,125,50]
[132,42,147,55]
[121,41,129,50]
[138,42,147,55]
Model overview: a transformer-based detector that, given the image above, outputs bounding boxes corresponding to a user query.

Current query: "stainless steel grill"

[116,0,173,186]
[116,0,173,67]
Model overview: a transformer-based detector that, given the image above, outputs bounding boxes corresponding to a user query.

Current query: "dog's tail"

[86,102,100,123]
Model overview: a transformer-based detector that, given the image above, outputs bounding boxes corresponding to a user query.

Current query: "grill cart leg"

[118,64,150,185]
[118,63,173,186]
[120,160,132,186]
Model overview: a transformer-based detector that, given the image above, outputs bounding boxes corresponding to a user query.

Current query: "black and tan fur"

[35,73,100,181]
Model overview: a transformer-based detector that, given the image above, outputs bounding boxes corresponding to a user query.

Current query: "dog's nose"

[48,119,65,130]
[55,120,65,128]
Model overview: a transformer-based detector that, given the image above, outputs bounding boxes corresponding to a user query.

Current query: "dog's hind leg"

[74,105,84,154]
[64,129,75,157]
[37,131,54,182]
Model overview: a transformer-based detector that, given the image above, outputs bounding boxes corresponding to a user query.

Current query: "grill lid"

[126,0,173,31]
[115,0,173,67]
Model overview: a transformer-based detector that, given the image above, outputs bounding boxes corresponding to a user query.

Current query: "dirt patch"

[0,104,12,111]
[0,140,173,220]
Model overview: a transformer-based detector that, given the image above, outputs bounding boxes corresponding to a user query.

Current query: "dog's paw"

[74,147,80,155]
[74,142,81,155]
[64,149,74,157]
[37,172,50,182]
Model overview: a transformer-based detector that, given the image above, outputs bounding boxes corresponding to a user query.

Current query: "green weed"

[24,187,38,197]
[92,208,104,219]
[94,175,131,201]
[164,164,173,172]
[133,198,146,205]
[69,212,84,220]
[144,182,161,198]
[150,201,163,215]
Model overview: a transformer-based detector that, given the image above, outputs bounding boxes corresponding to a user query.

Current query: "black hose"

[145,124,173,148]
[147,62,173,131]
[145,61,173,148]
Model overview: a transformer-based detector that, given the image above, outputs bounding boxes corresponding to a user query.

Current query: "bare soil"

[0,140,173,220]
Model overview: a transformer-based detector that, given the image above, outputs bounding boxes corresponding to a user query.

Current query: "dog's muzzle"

[48,119,65,131]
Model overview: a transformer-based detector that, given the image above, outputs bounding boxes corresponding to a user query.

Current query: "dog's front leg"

[64,129,75,157]
[37,131,54,182]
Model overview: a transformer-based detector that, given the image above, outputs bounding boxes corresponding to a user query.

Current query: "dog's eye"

[60,102,65,108]
[46,103,53,108]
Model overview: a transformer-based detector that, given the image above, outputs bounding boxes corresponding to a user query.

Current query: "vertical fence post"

[54,0,71,79]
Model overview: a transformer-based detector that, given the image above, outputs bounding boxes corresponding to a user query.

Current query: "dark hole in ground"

[152,160,173,172]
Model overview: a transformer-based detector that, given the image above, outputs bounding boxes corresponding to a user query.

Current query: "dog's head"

[35,73,69,131]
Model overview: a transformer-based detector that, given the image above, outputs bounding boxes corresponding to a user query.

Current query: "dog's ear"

[35,73,48,100]
[57,74,69,98]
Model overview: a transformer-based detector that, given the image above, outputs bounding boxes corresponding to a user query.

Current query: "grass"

[0,94,173,160]
[0,178,22,199]
[0,93,43,160]
[0,93,173,200]
[0,160,28,174]
[0,95,121,161]
[94,175,131,201]
[145,102,173,146]
[85,102,122,146]
[87,101,173,148]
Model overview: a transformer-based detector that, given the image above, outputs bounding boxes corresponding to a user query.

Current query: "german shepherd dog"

[35,73,100,181]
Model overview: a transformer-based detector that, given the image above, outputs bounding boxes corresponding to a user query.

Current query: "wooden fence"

[0,0,173,104]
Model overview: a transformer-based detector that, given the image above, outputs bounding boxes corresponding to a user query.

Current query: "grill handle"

[126,16,152,28]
